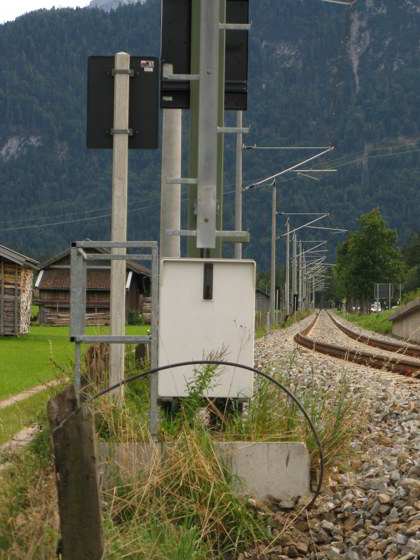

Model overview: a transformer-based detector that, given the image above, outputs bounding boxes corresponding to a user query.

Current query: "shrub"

[128,310,145,325]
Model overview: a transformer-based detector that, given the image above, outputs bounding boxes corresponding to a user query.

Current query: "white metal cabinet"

[158,258,255,398]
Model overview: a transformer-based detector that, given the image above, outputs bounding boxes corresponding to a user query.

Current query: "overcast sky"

[0,1,91,24]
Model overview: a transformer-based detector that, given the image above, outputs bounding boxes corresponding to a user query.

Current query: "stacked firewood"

[0,261,33,335]
[141,297,152,324]
[43,312,110,326]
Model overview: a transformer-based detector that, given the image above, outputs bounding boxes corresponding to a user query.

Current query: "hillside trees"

[0,0,418,264]
[335,209,405,312]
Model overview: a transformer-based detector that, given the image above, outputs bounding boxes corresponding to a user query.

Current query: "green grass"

[0,327,72,400]
[0,350,367,559]
[0,314,362,559]
[0,324,150,447]
[336,309,394,335]
[0,390,55,446]
[284,309,313,328]
[0,324,150,400]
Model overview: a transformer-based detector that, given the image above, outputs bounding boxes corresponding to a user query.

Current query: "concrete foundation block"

[216,441,311,500]
[98,440,311,501]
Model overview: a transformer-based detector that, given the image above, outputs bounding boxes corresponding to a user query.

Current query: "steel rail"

[294,313,420,377]
[326,310,420,359]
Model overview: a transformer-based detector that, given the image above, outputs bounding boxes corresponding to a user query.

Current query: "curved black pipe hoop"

[53,360,324,510]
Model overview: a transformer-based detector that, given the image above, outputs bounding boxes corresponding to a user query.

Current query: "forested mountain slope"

[0,0,418,269]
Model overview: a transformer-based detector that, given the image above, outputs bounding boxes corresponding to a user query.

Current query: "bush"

[401,287,420,305]
[127,310,145,325]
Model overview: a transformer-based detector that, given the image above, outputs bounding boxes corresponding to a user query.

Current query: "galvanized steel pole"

[234,111,243,259]
[188,0,225,256]
[196,0,219,249]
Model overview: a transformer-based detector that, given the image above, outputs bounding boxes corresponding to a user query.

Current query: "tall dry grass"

[0,348,366,559]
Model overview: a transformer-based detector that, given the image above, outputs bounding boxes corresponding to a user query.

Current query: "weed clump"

[0,347,365,559]
[101,360,268,559]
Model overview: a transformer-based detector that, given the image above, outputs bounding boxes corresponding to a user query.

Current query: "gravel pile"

[246,313,420,560]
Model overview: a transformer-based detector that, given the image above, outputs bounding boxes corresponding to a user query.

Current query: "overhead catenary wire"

[0,202,159,231]
[243,147,334,191]
[1,141,418,232]
[2,193,161,225]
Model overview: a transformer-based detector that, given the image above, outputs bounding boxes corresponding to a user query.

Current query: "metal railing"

[69,240,159,435]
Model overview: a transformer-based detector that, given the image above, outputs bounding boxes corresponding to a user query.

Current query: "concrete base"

[389,297,420,343]
[217,441,310,499]
[98,441,311,500]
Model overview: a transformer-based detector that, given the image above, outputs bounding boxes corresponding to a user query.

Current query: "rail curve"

[325,310,420,359]
[294,311,420,378]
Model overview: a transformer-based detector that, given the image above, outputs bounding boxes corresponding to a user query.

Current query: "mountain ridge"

[0,0,418,269]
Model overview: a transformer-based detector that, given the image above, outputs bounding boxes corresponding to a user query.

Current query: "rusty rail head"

[326,310,420,359]
[294,312,420,378]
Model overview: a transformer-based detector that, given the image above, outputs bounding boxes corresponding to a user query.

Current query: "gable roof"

[38,244,150,277]
[0,245,39,268]
[256,289,270,298]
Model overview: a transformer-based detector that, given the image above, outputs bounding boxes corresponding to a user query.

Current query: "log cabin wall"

[0,257,34,336]
[36,248,150,326]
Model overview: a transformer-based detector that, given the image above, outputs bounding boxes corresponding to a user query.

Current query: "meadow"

[336,309,394,335]
[0,324,150,445]
[0,313,368,559]
[0,325,150,400]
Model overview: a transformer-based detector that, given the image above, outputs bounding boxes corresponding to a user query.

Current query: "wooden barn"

[35,247,151,326]
[0,245,39,336]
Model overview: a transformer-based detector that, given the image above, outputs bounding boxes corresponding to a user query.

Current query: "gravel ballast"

[246,312,420,560]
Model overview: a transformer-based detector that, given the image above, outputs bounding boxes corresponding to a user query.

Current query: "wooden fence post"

[48,386,104,560]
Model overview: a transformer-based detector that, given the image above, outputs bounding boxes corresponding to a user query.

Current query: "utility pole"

[188,0,226,257]
[109,52,130,403]
[292,233,297,311]
[285,218,290,315]
[270,181,276,325]
[312,276,315,308]
[160,108,181,258]
[298,240,303,310]
[242,150,334,315]
[302,250,307,310]
[234,110,243,259]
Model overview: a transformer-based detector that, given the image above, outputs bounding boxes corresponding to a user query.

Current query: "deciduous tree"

[335,209,405,312]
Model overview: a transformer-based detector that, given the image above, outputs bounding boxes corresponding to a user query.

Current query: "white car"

[371,302,381,312]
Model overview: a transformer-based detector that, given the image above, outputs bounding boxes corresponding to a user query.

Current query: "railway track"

[294,310,420,378]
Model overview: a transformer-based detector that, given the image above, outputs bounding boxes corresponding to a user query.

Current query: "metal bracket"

[217,126,250,134]
[71,335,152,344]
[219,23,251,31]
[110,129,133,135]
[164,73,200,81]
[166,177,198,184]
[165,230,250,240]
[112,68,134,76]
[162,64,199,82]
